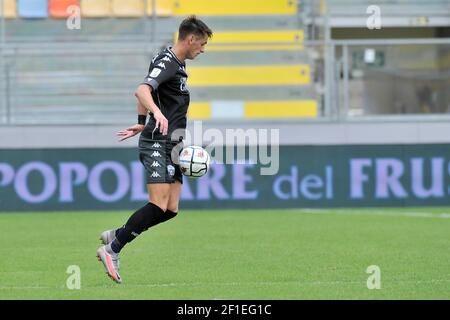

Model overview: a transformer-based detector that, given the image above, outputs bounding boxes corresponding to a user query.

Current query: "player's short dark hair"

[178,15,213,41]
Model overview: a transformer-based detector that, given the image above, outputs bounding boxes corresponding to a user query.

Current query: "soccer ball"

[179,146,210,177]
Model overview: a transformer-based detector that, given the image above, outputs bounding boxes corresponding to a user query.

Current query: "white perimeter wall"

[1,119,450,149]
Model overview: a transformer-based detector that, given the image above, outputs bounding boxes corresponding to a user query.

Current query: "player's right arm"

[136,55,178,135]
[134,84,168,136]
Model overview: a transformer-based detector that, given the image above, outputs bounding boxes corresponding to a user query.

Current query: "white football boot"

[96,245,122,284]
[99,229,120,271]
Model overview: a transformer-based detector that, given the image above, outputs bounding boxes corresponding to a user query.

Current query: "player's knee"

[149,193,170,211]
[150,197,169,212]
[167,203,179,213]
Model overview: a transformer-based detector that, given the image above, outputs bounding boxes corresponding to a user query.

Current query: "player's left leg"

[161,180,182,223]
[100,181,182,247]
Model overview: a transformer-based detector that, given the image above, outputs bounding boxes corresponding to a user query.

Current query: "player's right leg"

[96,138,174,283]
[97,186,169,283]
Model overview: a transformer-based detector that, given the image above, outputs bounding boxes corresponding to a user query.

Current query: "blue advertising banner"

[1,144,450,211]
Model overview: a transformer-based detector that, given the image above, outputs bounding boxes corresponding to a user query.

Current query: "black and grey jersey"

[141,47,190,141]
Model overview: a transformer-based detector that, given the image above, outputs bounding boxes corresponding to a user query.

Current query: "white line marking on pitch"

[1,279,448,290]
[295,209,450,219]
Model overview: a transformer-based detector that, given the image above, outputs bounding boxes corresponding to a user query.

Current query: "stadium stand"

[0,0,318,123]
[49,0,79,19]
[1,1,448,124]
[17,0,48,18]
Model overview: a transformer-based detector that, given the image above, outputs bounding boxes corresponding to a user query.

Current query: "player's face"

[187,34,208,60]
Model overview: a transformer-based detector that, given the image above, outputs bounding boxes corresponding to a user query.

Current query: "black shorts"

[138,135,184,184]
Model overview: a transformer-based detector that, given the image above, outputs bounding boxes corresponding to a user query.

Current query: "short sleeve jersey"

[141,47,190,141]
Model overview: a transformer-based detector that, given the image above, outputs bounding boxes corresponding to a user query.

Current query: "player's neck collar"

[167,47,185,66]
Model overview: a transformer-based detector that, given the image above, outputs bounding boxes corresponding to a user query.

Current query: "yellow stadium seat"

[244,100,317,118]
[173,0,297,16]
[147,0,173,16]
[80,0,111,17]
[185,30,304,51]
[1,0,17,19]
[188,103,211,119]
[187,65,310,86]
[112,0,145,17]
[187,100,318,119]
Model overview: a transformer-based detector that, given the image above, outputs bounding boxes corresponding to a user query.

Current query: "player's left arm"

[116,101,147,141]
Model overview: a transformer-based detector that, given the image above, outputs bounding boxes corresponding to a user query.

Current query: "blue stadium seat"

[18,0,48,18]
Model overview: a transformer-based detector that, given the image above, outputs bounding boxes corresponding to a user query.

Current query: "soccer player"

[96,16,213,283]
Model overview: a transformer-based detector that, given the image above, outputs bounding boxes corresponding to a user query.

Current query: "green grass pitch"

[0,208,449,300]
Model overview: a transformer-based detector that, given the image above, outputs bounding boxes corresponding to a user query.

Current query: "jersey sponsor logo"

[151,151,162,157]
[149,68,162,78]
[162,56,171,62]
[157,62,166,69]
[151,171,161,178]
[151,161,161,168]
[180,77,189,93]
[151,142,162,148]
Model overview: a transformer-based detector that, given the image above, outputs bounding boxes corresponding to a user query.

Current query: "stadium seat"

[188,102,211,119]
[188,30,304,51]
[244,100,317,118]
[147,0,173,16]
[112,0,145,18]
[80,0,111,17]
[1,0,17,19]
[188,100,317,119]
[172,0,297,16]
[49,0,79,18]
[187,65,310,86]
[18,0,48,18]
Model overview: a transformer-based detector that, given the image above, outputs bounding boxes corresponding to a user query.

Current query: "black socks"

[111,202,164,253]
[110,205,179,254]
[160,210,178,224]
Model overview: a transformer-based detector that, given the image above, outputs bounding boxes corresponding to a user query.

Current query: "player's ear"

[188,34,195,44]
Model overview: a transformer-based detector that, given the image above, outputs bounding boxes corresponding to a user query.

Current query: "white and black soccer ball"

[179,146,210,178]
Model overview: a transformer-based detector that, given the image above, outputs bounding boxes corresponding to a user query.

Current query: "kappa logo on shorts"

[151,171,161,178]
[152,142,162,148]
[151,151,162,157]
[151,161,161,168]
